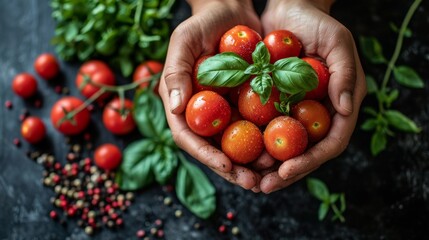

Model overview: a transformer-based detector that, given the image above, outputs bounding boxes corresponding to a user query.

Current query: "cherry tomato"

[221,120,264,164]
[238,81,281,126]
[75,60,116,102]
[302,57,330,101]
[263,30,302,63]
[12,73,38,98]
[102,98,136,135]
[50,97,90,135]
[291,100,331,142]
[264,116,308,161]
[219,25,262,63]
[192,55,229,95]
[21,116,46,144]
[34,53,60,80]
[186,90,231,137]
[133,60,164,91]
[94,143,122,171]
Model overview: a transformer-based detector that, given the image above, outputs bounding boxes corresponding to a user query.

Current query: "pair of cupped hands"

[158,0,367,193]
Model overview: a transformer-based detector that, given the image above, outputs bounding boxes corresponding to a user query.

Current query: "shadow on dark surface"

[0,0,428,239]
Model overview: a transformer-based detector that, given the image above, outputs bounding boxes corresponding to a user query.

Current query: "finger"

[251,173,262,193]
[251,151,277,171]
[212,165,260,190]
[260,171,310,194]
[159,79,232,173]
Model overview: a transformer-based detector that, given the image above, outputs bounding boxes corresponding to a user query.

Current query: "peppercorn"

[218,225,226,234]
[231,226,240,236]
[136,229,146,238]
[226,211,235,220]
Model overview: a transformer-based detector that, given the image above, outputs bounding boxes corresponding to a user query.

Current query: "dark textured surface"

[1,0,429,239]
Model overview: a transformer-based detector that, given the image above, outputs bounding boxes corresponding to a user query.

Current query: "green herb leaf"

[252,41,270,66]
[133,90,166,139]
[152,145,178,185]
[371,129,387,156]
[366,75,378,94]
[363,107,378,117]
[361,118,378,131]
[197,52,250,87]
[272,57,318,94]
[340,193,346,212]
[359,36,387,64]
[329,193,340,203]
[318,202,330,221]
[389,22,412,37]
[307,178,330,201]
[393,65,424,88]
[176,155,216,219]
[250,73,273,105]
[384,110,421,133]
[116,139,157,190]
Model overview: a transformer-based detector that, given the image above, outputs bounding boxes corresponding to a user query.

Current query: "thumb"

[162,25,200,114]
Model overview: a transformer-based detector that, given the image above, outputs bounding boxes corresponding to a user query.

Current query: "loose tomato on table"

[219,25,262,63]
[133,60,164,91]
[21,116,46,144]
[291,100,331,143]
[102,98,136,135]
[34,53,60,80]
[94,143,122,171]
[263,29,302,63]
[75,60,116,102]
[185,90,231,137]
[50,96,90,135]
[12,73,38,98]
[264,116,308,161]
[221,120,264,164]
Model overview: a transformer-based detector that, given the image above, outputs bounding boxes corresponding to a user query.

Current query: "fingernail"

[169,89,181,112]
[340,91,353,114]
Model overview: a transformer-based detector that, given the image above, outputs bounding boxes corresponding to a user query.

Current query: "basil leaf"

[329,193,340,203]
[366,75,378,94]
[152,146,178,185]
[371,129,387,156]
[393,65,424,88]
[361,118,378,131]
[384,110,421,133]
[307,178,330,201]
[318,202,329,221]
[133,90,166,138]
[250,73,273,105]
[359,36,387,64]
[272,57,318,94]
[176,156,216,219]
[197,52,250,87]
[116,139,157,190]
[252,41,270,66]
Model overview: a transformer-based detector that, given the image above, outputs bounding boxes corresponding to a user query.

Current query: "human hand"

[158,0,262,190]
[256,0,367,193]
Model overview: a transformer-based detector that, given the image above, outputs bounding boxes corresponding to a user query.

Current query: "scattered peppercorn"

[5,100,13,109]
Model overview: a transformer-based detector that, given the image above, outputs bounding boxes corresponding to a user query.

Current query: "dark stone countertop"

[1,0,428,239]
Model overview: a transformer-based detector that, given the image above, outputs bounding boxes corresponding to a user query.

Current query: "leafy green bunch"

[359,0,423,155]
[50,0,175,76]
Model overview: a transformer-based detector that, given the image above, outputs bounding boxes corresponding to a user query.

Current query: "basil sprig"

[115,89,216,219]
[197,41,318,106]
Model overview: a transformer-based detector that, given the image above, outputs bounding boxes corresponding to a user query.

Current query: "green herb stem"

[330,203,345,223]
[379,0,422,112]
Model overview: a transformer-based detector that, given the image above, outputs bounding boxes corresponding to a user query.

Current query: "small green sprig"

[307,178,346,223]
[359,0,423,156]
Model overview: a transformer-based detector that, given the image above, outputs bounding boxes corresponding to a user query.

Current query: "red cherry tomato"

[192,55,229,95]
[291,100,331,142]
[219,25,262,63]
[238,81,281,126]
[133,60,164,91]
[75,60,116,102]
[50,97,90,135]
[12,73,38,98]
[186,90,231,137]
[264,116,308,161]
[102,98,136,135]
[94,143,122,171]
[302,57,330,101]
[34,53,60,80]
[263,30,302,63]
[221,120,264,164]
[21,116,46,144]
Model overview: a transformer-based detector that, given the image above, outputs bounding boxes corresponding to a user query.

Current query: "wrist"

[268,0,334,14]
[187,0,253,14]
